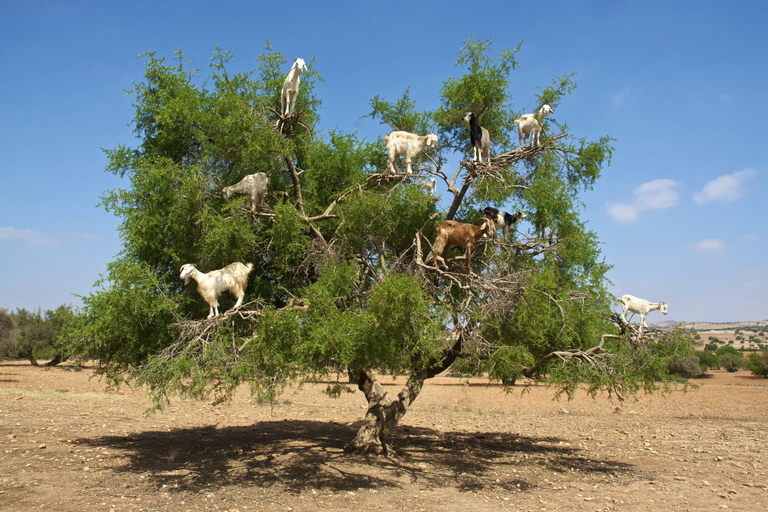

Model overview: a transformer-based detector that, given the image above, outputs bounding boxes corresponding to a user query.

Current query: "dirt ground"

[1,361,766,512]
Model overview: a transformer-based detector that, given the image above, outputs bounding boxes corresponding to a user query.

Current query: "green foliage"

[697,350,721,370]
[745,351,768,377]
[668,355,706,378]
[2,306,74,364]
[69,39,692,412]
[720,353,745,372]
[716,345,741,357]
[704,342,719,352]
[0,309,19,358]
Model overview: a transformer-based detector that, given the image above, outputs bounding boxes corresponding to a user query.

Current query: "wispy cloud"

[611,88,632,109]
[604,179,680,225]
[0,227,101,247]
[694,169,758,204]
[693,238,726,253]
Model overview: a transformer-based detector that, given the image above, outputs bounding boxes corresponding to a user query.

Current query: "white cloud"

[693,238,726,253]
[604,179,680,225]
[694,169,758,204]
[0,227,101,247]
[611,88,631,109]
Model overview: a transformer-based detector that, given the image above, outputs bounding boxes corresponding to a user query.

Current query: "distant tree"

[720,353,744,372]
[668,355,705,378]
[8,306,74,366]
[65,41,694,455]
[696,350,720,370]
[716,345,741,357]
[745,351,768,377]
[704,342,719,352]
[0,309,19,358]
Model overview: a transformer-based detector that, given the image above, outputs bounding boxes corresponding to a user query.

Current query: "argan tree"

[68,40,692,454]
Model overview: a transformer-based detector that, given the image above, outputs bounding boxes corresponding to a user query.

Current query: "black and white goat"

[481,207,527,238]
[463,112,490,163]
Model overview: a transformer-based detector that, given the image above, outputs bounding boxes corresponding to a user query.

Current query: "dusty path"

[1,361,766,511]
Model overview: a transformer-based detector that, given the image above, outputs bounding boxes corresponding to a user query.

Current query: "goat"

[281,58,307,116]
[481,207,527,238]
[462,112,490,163]
[514,104,554,147]
[223,172,269,209]
[419,177,437,196]
[431,217,496,271]
[617,294,668,333]
[180,262,254,318]
[384,131,438,174]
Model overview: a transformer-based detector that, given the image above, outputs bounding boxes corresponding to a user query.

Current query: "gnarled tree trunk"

[344,335,463,455]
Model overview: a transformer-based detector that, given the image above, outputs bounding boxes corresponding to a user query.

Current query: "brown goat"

[431,217,495,271]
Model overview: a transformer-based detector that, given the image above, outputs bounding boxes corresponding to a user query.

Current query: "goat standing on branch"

[463,112,490,163]
[431,217,496,271]
[482,206,527,238]
[180,262,254,318]
[384,131,438,174]
[223,172,269,209]
[617,294,668,333]
[514,104,554,147]
[281,58,307,117]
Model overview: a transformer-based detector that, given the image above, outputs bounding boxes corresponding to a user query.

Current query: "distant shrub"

[697,350,721,370]
[668,355,706,378]
[745,351,768,378]
[704,342,719,352]
[720,353,744,372]
[716,345,741,357]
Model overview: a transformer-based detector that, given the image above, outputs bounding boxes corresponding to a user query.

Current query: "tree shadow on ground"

[79,420,634,494]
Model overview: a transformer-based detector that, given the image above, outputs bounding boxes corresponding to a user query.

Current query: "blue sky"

[1,0,765,322]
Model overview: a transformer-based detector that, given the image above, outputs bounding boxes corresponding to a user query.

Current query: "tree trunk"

[20,350,38,366]
[45,353,66,367]
[344,335,463,455]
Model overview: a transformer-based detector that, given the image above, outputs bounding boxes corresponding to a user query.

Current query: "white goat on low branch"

[384,131,438,174]
[617,294,668,333]
[514,104,554,148]
[180,262,254,318]
[223,172,269,209]
[281,58,307,117]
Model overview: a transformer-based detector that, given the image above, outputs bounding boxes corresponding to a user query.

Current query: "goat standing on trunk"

[431,217,496,271]
[463,112,490,163]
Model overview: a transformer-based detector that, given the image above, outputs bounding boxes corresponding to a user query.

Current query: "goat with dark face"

[481,207,527,238]
[463,112,490,163]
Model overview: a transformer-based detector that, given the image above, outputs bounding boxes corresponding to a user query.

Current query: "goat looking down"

[481,207,527,238]
[617,294,668,334]
[223,172,269,209]
[463,112,490,163]
[431,217,496,271]
[384,131,438,174]
[180,262,254,318]
[514,104,554,147]
[281,58,307,116]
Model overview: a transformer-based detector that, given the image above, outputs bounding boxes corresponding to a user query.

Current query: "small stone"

[38,444,46,449]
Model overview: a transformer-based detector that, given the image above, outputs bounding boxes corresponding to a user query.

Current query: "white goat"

[514,104,554,147]
[463,112,490,163]
[180,262,254,318]
[223,172,269,209]
[419,177,437,196]
[431,217,496,271]
[281,58,307,116]
[617,294,668,333]
[384,131,438,174]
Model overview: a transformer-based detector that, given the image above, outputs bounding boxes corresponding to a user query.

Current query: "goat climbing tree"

[67,40,693,455]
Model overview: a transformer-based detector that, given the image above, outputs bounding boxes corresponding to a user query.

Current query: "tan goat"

[431,217,496,271]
